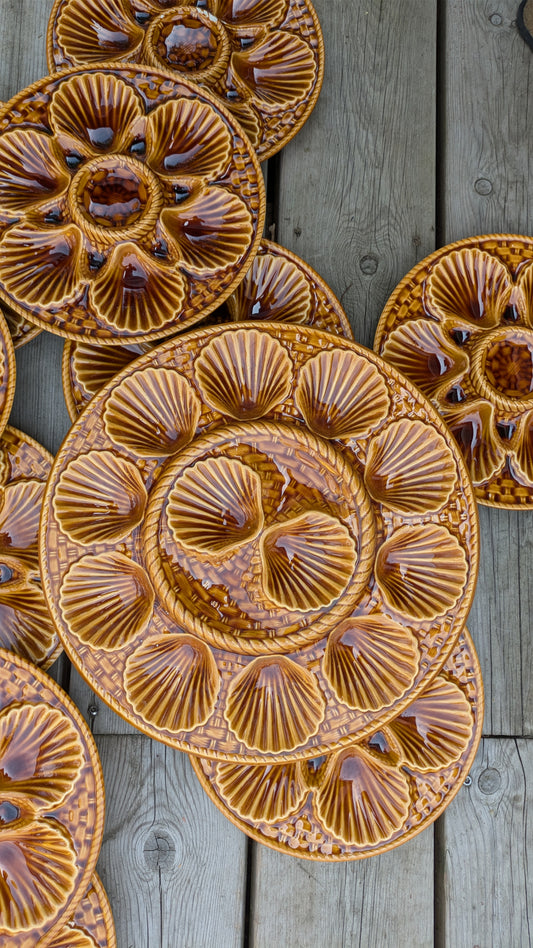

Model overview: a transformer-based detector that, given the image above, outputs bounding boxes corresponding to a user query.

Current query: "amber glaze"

[41,322,478,762]
[47,0,324,162]
[191,627,483,860]
[62,238,353,420]
[0,649,105,947]
[0,426,59,667]
[0,64,264,344]
[0,306,15,433]
[52,874,116,948]
[374,234,533,507]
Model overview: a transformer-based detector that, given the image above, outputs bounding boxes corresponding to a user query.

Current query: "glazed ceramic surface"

[0,426,60,667]
[374,235,533,507]
[0,306,15,431]
[1,302,41,349]
[191,626,482,860]
[41,322,478,762]
[48,0,324,163]
[51,875,116,948]
[0,64,264,344]
[62,238,353,419]
[0,649,105,947]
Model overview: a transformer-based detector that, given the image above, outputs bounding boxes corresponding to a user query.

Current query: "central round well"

[80,160,149,229]
[484,331,533,398]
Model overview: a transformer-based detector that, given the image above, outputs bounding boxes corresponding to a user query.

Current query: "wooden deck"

[2,1,533,944]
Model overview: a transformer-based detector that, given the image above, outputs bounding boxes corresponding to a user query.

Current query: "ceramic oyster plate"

[191,626,483,860]
[62,238,353,418]
[40,322,478,762]
[0,649,105,947]
[0,64,264,344]
[48,0,324,163]
[0,305,15,431]
[52,875,116,948]
[374,235,533,507]
[0,426,60,668]
[1,303,41,350]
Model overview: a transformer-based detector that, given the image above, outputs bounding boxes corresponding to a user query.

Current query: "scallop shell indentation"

[442,399,505,486]
[260,511,357,612]
[387,676,474,772]
[0,225,82,308]
[104,367,201,457]
[215,759,306,823]
[59,551,154,650]
[167,457,264,555]
[228,252,313,323]
[71,341,150,400]
[379,319,469,399]
[295,349,390,439]
[195,328,292,419]
[364,419,457,514]
[55,0,144,65]
[49,924,99,948]
[49,71,144,156]
[323,615,419,712]
[145,98,232,179]
[425,248,512,329]
[125,633,220,732]
[53,450,147,545]
[0,703,83,809]
[0,479,44,565]
[375,524,469,621]
[315,745,411,847]
[0,582,57,666]
[0,129,69,214]
[225,655,326,753]
[231,31,317,108]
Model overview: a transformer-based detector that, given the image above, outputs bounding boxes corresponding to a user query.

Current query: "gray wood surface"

[3,0,533,946]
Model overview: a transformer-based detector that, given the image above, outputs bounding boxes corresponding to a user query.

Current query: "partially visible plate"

[51,874,116,948]
[191,627,483,860]
[0,649,105,947]
[62,239,353,419]
[48,0,324,162]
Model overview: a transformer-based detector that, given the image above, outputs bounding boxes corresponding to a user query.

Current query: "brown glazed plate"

[51,874,116,948]
[374,234,533,507]
[62,238,354,419]
[191,626,483,860]
[47,0,324,163]
[0,648,105,947]
[40,321,478,762]
[0,426,60,668]
[0,305,15,433]
[0,63,264,344]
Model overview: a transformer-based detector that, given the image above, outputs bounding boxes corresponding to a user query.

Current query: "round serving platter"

[0,649,105,947]
[51,875,116,948]
[62,238,353,418]
[41,322,478,763]
[47,0,324,163]
[0,63,264,344]
[191,626,483,860]
[374,234,533,507]
[0,426,60,668]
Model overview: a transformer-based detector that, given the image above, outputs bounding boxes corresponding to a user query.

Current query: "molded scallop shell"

[225,655,326,753]
[441,399,505,486]
[161,186,253,275]
[195,328,292,419]
[167,457,264,555]
[375,523,469,621]
[0,703,83,809]
[104,367,201,457]
[49,925,100,948]
[0,225,82,308]
[90,243,185,334]
[379,318,469,399]
[0,129,69,214]
[425,248,512,329]
[59,551,154,650]
[227,251,313,323]
[295,349,390,439]
[219,0,289,26]
[0,480,44,566]
[49,71,144,156]
[71,341,151,401]
[514,412,533,484]
[125,633,220,732]
[215,759,306,823]
[0,821,77,933]
[55,0,144,65]
[0,583,58,667]
[260,511,357,612]
[315,745,411,847]
[322,615,419,712]
[231,31,317,108]
[53,450,147,545]
[145,98,232,179]
[387,676,474,772]
[364,419,457,514]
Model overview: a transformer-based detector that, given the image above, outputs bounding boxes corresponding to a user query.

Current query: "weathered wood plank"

[96,736,248,948]
[276,0,438,348]
[437,737,533,947]
[441,0,533,736]
[252,832,434,948]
